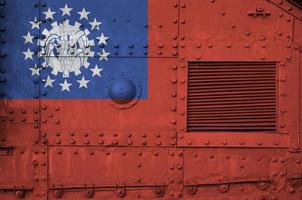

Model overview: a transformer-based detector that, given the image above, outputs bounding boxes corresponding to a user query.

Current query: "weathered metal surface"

[0,0,302,199]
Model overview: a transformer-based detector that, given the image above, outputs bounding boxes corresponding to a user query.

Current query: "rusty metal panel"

[1,0,302,200]
[183,148,288,199]
[47,147,182,199]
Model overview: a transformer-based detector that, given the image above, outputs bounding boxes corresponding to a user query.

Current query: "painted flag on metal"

[0,0,148,99]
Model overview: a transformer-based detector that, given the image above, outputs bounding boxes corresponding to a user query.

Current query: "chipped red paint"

[1,0,302,199]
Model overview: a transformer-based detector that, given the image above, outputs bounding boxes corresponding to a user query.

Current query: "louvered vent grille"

[187,62,277,132]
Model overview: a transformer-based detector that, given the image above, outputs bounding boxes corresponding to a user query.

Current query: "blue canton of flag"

[1,0,148,99]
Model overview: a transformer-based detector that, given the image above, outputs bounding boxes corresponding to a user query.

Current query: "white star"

[29,17,41,29]
[98,49,110,61]
[29,64,40,76]
[90,65,103,77]
[96,33,109,45]
[59,79,72,92]
[77,76,90,88]
[23,32,34,44]
[78,8,90,20]
[89,18,102,30]
[23,48,34,60]
[44,76,55,88]
[43,8,56,20]
[60,4,73,16]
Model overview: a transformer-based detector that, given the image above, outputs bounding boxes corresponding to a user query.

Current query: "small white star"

[77,76,90,88]
[59,79,72,92]
[89,18,102,30]
[60,4,73,16]
[96,33,109,45]
[29,17,41,29]
[78,8,90,20]
[43,8,56,20]
[44,76,55,88]
[23,32,34,44]
[29,64,40,76]
[98,49,110,61]
[23,48,34,60]
[90,65,103,77]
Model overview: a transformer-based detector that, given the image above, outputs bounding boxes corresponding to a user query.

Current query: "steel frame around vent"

[177,61,290,148]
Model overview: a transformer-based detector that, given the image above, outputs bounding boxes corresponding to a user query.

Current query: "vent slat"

[187,62,276,132]
[188,77,275,83]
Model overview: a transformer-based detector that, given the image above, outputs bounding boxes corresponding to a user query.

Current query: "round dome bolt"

[288,187,295,193]
[181,4,186,8]
[169,151,174,156]
[208,43,213,48]
[173,19,178,24]
[204,141,210,145]
[209,154,214,159]
[99,140,104,145]
[109,77,137,104]
[70,139,75,144]
[187,140,192,145]
[173,3,178,8]
[153,151,159,156]
[113,140,118,145]
[239,141,245,145]
[181,19,186,24]
[137,163,141,168]
[222,141,227,145]
[158,44,164,48]
[84,132,89,137]
[257,141,263,146]
[113,132,118,137]
[226,44,232,48]
[84,140,89,145]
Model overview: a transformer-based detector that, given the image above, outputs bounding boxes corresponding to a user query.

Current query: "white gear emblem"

[40,20,95,78]
[23,4,110,92]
